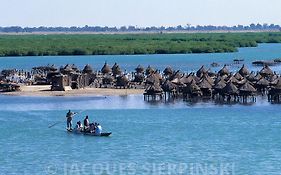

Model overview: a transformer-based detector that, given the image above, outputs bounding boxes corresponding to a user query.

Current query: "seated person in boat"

[89,123,96,133]
[75,121,83,132]
[95,123,102,135]
[83,115,90,131]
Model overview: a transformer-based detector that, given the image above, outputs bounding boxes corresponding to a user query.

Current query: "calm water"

[1,43,281,73]
[1,44,281,175]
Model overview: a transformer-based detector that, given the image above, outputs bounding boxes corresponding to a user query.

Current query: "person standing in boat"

[83,115,90,131]
[66,110,77,130]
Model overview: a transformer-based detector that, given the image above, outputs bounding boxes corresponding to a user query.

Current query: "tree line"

[0,24,280,33]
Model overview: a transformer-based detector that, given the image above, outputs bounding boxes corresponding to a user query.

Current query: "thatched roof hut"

[234,72,243,81]
[146,73,160,85]
[256,77,269,87]
[163,66,174,76]
[247,71,256,82]
[198,78,212,89]
[101,62,112,74]
[223,81,238,95]
[238,64,250,77]
[135,65,144,73]
[112,63,122,76]
[82,64,94,74]
[213,80,226,90]
[260,65,273,77]
[187,80,202,95]
[145,83,163,94]
[218,65,230,76]
[162,80,177,92]
[145,65,155,76]
[254,73,262,82]
[61,64,74,74]
[239,81,256,94]
[116,75,129,87]
[196,66,207,77]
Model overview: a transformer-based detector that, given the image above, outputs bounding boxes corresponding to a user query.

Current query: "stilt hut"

[143,83,163,101]
[222,81,239,101]
[239,81,257,102]
[268,78,281,102]
[162,80,177,100]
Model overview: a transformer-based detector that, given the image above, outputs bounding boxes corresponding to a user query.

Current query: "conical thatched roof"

[214,80,226,90]
[146,83,163,93]
[116,75,129,86]
[145,65,155,75]
[234,72,243,81]
[239,81,256,93]
[218,65,230,76]
[254,73,262,81]
[62,64,74,73]
[179,74,193,84]
[238,64,250,77]
[227,75,239,84]
[198,78,212,89]
[188,79,201,93]
[223,81,238,94]
[269,74,278,82]
[162,80,177,92]
[256,77,269,87]
[146,73,160,85]
[260,65,273,77]
[169,70,182,80]
[71,64,79,71]
[112,63,122,76]
[201,73,214,85]
[163,66,174,76]
[273,78,281,90]
[135,65,144,73]
[247,71,256,82]
[181,73,195,84]
[196,65,207,77]
[101,62,112,74]
[82,64,93,74]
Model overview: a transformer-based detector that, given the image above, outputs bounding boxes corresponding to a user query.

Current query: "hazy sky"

[0,0,280,27]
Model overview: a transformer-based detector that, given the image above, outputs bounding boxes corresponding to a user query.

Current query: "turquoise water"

[1,95,281,174]
[1,44,281,174]
[1,43,281,73]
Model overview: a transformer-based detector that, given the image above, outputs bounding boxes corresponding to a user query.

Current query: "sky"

[0,0,280,27]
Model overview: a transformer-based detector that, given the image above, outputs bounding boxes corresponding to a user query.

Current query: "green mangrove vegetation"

[0,32,281,57]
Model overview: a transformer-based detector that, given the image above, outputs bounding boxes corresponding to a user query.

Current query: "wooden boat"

[67,129,112,137]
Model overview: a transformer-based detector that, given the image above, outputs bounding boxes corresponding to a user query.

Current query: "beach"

[1,85,144,96]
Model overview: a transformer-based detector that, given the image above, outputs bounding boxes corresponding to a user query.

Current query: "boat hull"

[67,129,111,137]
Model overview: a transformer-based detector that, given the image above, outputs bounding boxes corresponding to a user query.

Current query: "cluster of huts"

[1,63,281,103]
[142,64,281,103]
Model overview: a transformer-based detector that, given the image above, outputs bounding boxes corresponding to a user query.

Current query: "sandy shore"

[1,85,144,97]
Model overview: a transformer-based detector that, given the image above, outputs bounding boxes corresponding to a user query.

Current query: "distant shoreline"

[0,29,280,35]
[1,85,144,97]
